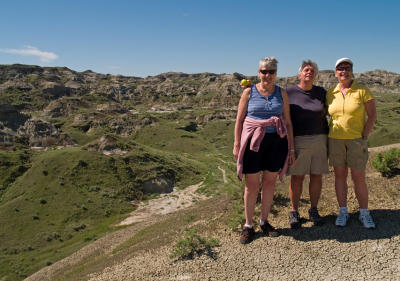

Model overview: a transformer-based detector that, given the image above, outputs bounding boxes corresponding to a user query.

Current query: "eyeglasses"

[336,66,352,71]
[259,69,276,75]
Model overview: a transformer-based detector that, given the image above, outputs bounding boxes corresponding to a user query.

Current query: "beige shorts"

[288,134,329,175]
[328,138,368,170]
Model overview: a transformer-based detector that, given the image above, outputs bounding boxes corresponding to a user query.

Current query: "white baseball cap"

[335,58,353,68]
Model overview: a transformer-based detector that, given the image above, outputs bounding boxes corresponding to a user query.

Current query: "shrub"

[120,183,144,201]
[170,227,219,260]
[372,148,400,177]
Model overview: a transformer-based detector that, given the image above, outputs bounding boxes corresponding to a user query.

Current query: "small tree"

[372,148,400,177]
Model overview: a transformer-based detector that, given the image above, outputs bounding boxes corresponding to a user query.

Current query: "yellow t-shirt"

[326,81,374,139]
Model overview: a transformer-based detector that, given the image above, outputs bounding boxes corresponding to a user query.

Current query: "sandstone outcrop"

[0,64,399,147]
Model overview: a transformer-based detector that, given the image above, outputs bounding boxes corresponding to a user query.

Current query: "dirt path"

[369,143,400,153]
[118,182,206,225]
[218,166,227,184]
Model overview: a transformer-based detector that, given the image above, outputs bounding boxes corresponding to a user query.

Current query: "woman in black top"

[286,60,329,229]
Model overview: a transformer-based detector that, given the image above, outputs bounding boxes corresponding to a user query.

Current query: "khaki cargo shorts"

[288,134,329,175]
[328,138,369,170]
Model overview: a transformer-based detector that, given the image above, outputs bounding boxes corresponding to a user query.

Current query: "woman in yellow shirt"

[326,58,377,228]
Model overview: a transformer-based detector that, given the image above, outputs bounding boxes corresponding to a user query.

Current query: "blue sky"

[1,0,399,78]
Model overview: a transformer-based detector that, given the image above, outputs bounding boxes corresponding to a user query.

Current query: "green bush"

[372,148,400,177]
[170,227,219,259]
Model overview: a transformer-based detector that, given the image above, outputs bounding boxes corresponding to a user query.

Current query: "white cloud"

[0,46,58,62]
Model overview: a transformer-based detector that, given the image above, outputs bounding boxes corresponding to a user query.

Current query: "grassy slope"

[369,92,400,147]
[0,150,31,196]
[0,144,204,280]
[0,110,237,281]
[131,111,238,195]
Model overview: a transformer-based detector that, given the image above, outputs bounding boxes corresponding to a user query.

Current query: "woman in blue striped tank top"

[234,57,295,244]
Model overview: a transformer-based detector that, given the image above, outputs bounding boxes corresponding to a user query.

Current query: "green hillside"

[369,92,400,147]
[0,144,208,280]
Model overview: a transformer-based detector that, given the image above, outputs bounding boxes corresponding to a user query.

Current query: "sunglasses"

[259,69,276,75]
[336,66,352,71]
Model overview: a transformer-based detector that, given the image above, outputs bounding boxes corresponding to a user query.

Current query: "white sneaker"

[335,211,349,227]
[359,211,375,229]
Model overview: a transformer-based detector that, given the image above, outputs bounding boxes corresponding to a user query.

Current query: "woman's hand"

[288,150,296,166]
[281,89,295,166]
[233,144,240,160]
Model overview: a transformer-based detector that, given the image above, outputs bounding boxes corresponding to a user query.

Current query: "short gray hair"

[259,57,278,71]
[298,60,318,75]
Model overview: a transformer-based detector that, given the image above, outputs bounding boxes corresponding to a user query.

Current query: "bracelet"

[289,149,295,153]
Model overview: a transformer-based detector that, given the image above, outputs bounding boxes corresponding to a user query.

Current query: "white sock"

[339,207,348,214]
[360,209,369,216]
[244,224,252,229]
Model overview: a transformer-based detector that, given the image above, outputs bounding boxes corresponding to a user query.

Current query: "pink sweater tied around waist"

[237,116,289,181]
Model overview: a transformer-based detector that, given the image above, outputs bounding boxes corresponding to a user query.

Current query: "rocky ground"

[26,151,400,281]
[87,224,400,281]
[85,191,400,281]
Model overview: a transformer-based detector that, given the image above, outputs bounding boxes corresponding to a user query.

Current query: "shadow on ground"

[382,167,400,178]
[279,209,400,243]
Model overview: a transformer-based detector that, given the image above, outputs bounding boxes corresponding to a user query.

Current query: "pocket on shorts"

[349,138,369,170]
[362,138,368,151]
[355,138,368,153]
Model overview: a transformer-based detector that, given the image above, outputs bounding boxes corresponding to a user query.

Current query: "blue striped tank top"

[246,84,283,133]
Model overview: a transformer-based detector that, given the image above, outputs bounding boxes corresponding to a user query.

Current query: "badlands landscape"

[0,64,399,280]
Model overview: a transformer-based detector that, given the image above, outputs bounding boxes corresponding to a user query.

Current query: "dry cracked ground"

[26,147,400,281]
